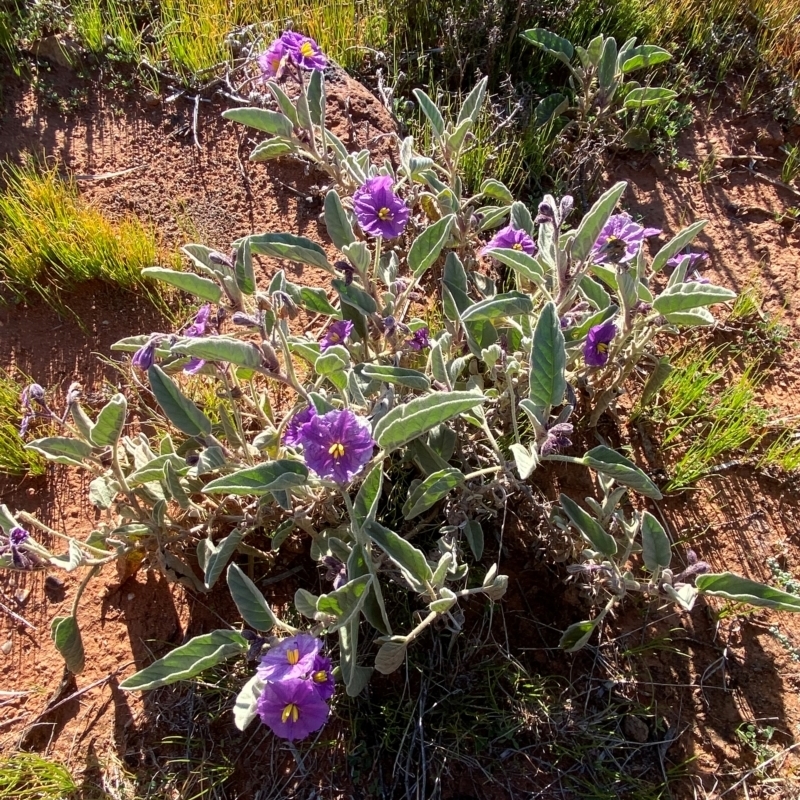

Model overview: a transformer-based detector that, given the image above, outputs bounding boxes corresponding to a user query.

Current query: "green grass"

[64,0,387,81]
[0,370,46,477]
[0,752,77,799]
[0,160,163,310]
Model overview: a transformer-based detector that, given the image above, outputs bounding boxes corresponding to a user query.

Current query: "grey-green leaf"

[247,232,333,272]
[623,87,677,108]
[559,618,600,652]
[408,214,455,278]
[51,616,85,674]
[120,630,248,691]
[227,563,285,631]
[521,28,574,62]
[463,520,484,560]
[26,436,93,466]
[374,637,408,674]
[354,463,383,528]
[457,76,488,126]
[362,365,431,391]
[695,573,800,612]
[652,282,736,315]
[203,461,308,495]
[402,468,464,520]
[529,301,566,412]
[583,445,662,499]
[559,494,617,556]
[172,336,263,369]
[640,511,671,572]
[650,221,707,273]
[460,291,534,323]
[222,107,294,138]
[148,365,212,437]
[203,528,246,589]
[374,390,486,452]
[89,394,127,448]
[619,45,671,73]
[141,267,221,303]
[412,88,445,137]
[363,520,433,592]
[324,190,356,250]
[233,673,264,731]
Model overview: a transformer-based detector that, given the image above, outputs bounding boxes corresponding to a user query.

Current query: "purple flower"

[540,422,574,456]
[353,176,409,239]
[299,408,375,483]
[584,321,617,367]
[284,405,317,446]
[405,327,430,351]
[481,225,536,256]
[322,555,347,590]
[132,340,156,371]
[666,247,709,271]
[280,31,327,71]
[257,634,321,683]
[1,526,36,569]
[258,38,289,79]
[320,320,353,352]
[309,653,335,700]
[257,677,330,740]
[183,304,212,374]
[591,214,661,264]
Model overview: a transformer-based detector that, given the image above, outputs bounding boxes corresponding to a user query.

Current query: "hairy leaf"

[408,215,455,278]
[203,461,308,495]
[363,520,433,593]
[583,446,662,499]
[402,468,464,519]
[227,563,287,631]
[148,365,212,437]
[51,616,85,674]
[640,512,671,572]
[120,630,248,691]
[141,267,221,303]
[560,494,617,556]
[695,573,800,612]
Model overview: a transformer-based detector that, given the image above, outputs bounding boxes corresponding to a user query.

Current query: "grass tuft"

[0,160,163,311]
[0,752,77,799]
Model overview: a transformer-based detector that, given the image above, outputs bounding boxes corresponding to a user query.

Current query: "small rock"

[15,588,30,605]
[31,35,83,69]
[622,715,649,743]
[127,593,135,601]
[1,641,12,656]
[144,92,161,108]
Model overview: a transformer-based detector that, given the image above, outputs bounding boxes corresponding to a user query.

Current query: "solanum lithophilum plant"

[5,30,800,745]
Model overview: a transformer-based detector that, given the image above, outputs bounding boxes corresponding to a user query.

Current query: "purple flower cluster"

[258,31,327,79]
[256,634,334,740]
[406,326,430,351]
[19,383,48,437]
[283,407,375,484]
[481,225,537,257]
[353,176,409,239]
[591,214,661,264]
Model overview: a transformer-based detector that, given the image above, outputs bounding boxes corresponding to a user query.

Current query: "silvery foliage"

[5,68,799,715]
[523,28,677,137]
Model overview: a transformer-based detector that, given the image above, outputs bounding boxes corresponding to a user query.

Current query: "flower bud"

[132,340,157,371]
[231,311,262,328]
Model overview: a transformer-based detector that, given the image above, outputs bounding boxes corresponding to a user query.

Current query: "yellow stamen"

[329,333,340,343]
[597,343,608,353]
[300,42,314,58]
[281,703,300,723]
[271,58,282,72]
[512,243,523,250]
[286,647,300,665]
[378,207,393,221]
[328,442,345,458]
[313,670,328,683]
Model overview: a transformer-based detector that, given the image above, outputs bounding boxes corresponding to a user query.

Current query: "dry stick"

[0,599,35,631]
[74,165,147,181]
[744,165,800,198]
[719,741,800,796]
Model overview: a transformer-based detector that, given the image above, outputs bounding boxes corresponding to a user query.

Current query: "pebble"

[15,589,30,605]
[127,593,135,601]
[1,641,12,655]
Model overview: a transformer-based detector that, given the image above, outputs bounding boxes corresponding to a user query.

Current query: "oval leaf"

[460,291,534,323]
[203,461,308,496]
[120,630,248,691]
[148,365,212,437]
[374,390,486,453]
[583,445,662,500]
[529,301,566,413]
[51,615,85,674]
[559,494,617,557]
[141,267,221,303]
[695,573,800,612]
[403,468,464,520]
[408,214,455,278]
[89,394,127,448]
[363,520,433,593]
[640,511,671,572]
[222,107,294,138]
[172,337,263,369]
[247,232,333,272]
[227,563,288,631]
